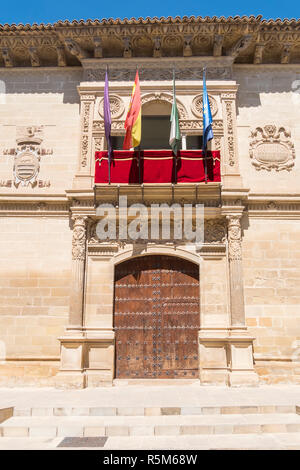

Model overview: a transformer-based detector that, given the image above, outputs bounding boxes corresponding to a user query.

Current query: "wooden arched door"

[114,255,199,378]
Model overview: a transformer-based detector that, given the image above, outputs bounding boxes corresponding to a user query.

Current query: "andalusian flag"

[123,70,141,149]
[169,70,181,155]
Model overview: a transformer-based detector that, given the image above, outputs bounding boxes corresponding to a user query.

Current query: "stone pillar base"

[55,371,86,390]
[199,329,259,387]
[229,370,259,387]
[55,330,115,389]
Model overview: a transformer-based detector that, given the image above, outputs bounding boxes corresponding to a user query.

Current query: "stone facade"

[0,16,300,387]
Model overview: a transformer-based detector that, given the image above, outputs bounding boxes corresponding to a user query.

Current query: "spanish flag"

[123,70,141,149]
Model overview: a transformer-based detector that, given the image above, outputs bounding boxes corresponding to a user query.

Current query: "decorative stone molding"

[72,216,88,261]
[98,95,125,119]
[141,92,188,120]
[84,66,231,82]
[13,146,40,187]
[220,93,239,176]
[0,202,69,215]
[2,18,300,68]
[227,35,253,58]
[227,215,242,261]
[79,98,94,171]
[250,125,295,171]
[179,119,223,133]
[93,120,125,133]
[204,219,226,243]
[191,94,218,118]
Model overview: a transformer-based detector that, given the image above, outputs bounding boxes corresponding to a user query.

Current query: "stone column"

[69,215,87,330]
[226,213,259,386]
[55,215,88,389]
[181,134,187,150]
[227,214,245,326]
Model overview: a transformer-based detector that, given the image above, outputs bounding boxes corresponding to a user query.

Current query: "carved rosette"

[227,215,242,261]
[98,95,125,119]
[191,94,218,118]
[72,216,87,261]
[250,125,295,171]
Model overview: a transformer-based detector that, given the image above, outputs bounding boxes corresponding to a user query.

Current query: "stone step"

[12,404,297,417]
[2,413,300,437]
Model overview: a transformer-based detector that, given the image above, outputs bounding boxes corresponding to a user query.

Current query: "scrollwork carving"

[204,219,226,243]
[250,125,295,171]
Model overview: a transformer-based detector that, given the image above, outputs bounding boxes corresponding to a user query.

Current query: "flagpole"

[108,65,112,185]
[204,149,207,185]
[203,67,208,184]
[173,67,178,185]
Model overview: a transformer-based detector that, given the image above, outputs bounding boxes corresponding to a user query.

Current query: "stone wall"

[0,216,72,385]
[0,68,81,192]
[242,217,300,383]
[234,65,300,193]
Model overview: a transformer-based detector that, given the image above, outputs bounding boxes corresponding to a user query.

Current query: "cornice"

[1,15,300,68]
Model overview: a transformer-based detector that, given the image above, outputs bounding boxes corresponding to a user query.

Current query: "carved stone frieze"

[84,66,231,82]
[250,125,295,171]
[191,94,218,118]
[98,95,125,119]
[204,219,226,243]
[72,216,88,261]
[227,215,242,261]
[179,119,223,134]
[93,120,125,132]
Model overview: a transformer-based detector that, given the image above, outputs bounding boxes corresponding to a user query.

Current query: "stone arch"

[141,92,188,120]
[113,244,200,266]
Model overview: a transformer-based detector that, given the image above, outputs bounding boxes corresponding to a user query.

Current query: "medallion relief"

[191,94,218,118]
[250,125,295,171]
[98,95,125,119]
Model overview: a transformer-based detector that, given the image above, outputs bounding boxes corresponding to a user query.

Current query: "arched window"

[111,99,205,150]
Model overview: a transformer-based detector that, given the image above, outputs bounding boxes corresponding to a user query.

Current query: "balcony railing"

[95,150,221,184]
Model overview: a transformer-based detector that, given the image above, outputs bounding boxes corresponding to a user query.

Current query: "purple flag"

[104,70,112,164]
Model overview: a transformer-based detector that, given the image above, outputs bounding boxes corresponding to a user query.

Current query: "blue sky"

[0,0,299,25]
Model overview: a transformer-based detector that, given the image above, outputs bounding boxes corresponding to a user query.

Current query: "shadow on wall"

[0,68,82,104]
[234,69,300,111]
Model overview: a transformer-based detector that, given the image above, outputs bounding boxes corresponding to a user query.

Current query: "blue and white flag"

[202,69,213,150]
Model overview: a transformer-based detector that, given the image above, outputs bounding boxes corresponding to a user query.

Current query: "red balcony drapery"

[95,150,221,184]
